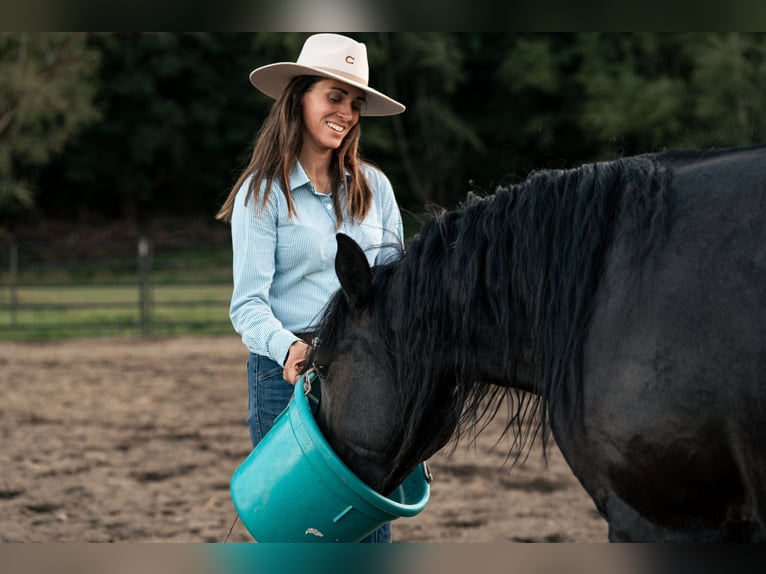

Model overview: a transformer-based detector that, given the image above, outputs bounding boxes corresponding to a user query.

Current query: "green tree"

[688,33,766,146]
[491,33,766,177]
[574,33,690,156]
[24,33,766,228]
[42,33,310,224]
[0,33,99,218]
[362,32,485,208]
[491,34,591,182]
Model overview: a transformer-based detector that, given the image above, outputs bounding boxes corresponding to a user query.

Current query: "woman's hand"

[283,340,310,385]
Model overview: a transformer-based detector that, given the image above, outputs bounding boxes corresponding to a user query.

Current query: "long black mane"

[317,151,682,474]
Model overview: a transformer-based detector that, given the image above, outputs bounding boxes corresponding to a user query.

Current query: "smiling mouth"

[326,121,345,134]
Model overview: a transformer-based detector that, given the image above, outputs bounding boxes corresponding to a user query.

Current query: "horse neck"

[378,202,539,479]
[392,198,536,395]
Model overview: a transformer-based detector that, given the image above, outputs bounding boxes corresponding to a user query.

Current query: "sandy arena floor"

[0,335,607,543]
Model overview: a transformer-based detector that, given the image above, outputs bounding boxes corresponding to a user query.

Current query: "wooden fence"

[0,238,233,339]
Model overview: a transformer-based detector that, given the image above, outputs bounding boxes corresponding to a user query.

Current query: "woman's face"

[301,79,365,153]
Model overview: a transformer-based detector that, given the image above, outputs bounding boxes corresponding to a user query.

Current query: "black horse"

[306,145,766,542]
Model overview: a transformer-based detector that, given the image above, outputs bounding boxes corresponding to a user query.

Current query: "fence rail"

[0,238,233,339]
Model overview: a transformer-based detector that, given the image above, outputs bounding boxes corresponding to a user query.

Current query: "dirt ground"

[0,335,608,543]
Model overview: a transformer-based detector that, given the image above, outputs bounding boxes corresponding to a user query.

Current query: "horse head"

[305,234,459,495]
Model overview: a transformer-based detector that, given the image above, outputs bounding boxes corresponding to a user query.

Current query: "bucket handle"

[302,369,318,395]
[422,460,433,483]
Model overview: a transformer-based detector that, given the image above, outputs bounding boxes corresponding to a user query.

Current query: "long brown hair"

[216,75,373,227]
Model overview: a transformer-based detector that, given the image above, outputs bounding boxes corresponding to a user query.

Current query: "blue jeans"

[246,352,392,544]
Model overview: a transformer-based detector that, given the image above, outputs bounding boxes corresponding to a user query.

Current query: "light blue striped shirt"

[228,161,404,366]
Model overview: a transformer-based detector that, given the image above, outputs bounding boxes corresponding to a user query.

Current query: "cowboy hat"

[249,33,405,117]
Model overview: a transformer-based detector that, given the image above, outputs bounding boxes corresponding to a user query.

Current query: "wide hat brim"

[249,62,405,117]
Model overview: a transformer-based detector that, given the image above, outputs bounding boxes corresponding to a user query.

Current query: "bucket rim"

[291,373,430,517]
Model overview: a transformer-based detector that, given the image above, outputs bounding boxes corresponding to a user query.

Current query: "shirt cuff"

[270,330,300,367]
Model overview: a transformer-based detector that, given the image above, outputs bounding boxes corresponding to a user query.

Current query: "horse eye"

[314,362,329,378]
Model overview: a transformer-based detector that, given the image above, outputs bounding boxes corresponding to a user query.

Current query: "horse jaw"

[314,358,401,493]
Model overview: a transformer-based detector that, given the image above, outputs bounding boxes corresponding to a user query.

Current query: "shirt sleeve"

[228,179,299,366]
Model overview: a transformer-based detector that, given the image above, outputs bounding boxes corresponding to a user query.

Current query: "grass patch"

[0,223,435,342]
[0,283,234,341]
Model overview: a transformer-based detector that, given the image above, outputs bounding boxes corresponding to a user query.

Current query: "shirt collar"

[289,162,312,192]
[291,161,351,196]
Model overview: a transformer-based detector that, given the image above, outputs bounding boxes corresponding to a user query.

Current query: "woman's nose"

[337,101,354,120]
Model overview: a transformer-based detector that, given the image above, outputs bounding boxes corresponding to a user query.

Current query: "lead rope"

[223,512,239,542]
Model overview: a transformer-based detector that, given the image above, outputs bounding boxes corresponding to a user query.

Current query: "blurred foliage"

[0,33,99,217]
[2,32,765,227]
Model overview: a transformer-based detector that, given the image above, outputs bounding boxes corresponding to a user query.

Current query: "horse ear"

[335,233,372,310]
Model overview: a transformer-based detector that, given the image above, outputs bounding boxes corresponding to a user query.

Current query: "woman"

[216,33,405,543]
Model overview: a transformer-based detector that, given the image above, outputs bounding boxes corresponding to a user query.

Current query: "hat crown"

[296,33,369,86]
[248,33,404,116]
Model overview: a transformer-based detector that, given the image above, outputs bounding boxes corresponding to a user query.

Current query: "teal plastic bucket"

[230,372,430,542]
